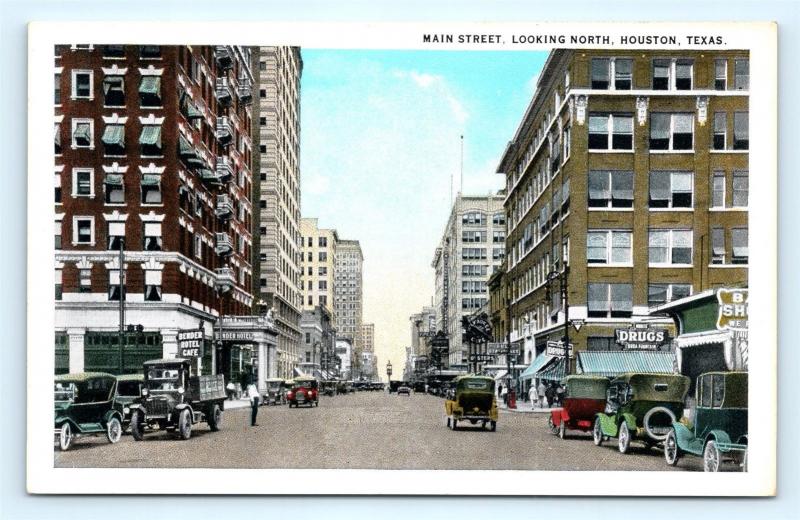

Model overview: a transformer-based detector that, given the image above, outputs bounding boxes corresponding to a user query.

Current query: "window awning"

[139,76,161,95]
[54,124,61,146]
[141,174,161,186]
[186,102,204,120]
[576,351,676,378]
[139,125,162,145]
[103,76,124,93]
[102,125,125,146]
[519,353,558,381]
[73,123,91,141]
[104,174,123,186]
[537,357,566,381]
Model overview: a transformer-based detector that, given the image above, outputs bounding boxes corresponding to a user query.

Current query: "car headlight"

[123,407,130,415]
[141,388,149,396]
[178,386,185,395]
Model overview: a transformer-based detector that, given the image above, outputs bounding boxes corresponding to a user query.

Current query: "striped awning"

[538,357,566,381]
[520,353,557,381]
[139,125,162,145]
[577,351,676,378]
[102,125,125,146]
[139,76,161,95]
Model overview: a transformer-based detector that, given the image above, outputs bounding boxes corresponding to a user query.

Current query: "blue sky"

[299,49,548,376]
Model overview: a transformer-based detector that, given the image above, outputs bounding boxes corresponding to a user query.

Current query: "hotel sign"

[615,326,669,351]
[177,329,204,359]
[219,331,255,341]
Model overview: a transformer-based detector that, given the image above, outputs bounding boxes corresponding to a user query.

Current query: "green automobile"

[593,373,690,454]
[115,373,144,429]
[54,372,124,451]
[664,371,748,472]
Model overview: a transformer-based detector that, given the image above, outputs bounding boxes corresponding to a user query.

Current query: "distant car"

[397,386,411,396]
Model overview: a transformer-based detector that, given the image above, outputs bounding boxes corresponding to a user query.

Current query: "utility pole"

[118,237,125,374]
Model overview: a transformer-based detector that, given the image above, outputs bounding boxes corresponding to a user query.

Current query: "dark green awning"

[139,76,161,95]
[104,174,123,186]
[73,123,91,141]
[537,357,566,381]
[178,134,197,157]
[186,102,203,120]
[102,125,125,145]
[139,125,162,145]
[199,168,218,180]
[103,76,124,94]
[141,174,161,186]
[577,351,676,378]
[520,354,558,381]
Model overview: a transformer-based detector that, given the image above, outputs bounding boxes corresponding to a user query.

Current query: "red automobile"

[287,377,319,408]
[548,375,609,439]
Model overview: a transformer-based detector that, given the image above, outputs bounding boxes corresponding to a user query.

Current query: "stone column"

[67,328,86,373]
[161,328,179,359]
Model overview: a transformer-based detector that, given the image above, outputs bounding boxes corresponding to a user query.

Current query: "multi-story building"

[432,194,506,368]
[54,44,277,385]
[359,323,375,353]
[252,46,303,379]
[300,217,338,320]
[299,305,335,377]
[496,49,749,378]
[333,239,363,347]
[409,306,436,375]
[335,338,353,379]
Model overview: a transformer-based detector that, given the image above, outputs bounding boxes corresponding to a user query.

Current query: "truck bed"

[188,374,227,402]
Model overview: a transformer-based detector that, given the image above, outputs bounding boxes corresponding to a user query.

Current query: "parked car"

[129,358,227,441]
[593,373,690,454]
[397,385,411,396]
[321,381,337,396]
[548,375,610,439]
[287,377,319,408]
[54,372,124,451]
[115,373,144,429]
[263,378,286,405]
[444,375,498,431]
[664,371,748,472]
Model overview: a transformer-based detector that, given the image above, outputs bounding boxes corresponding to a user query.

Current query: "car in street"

[54,372,124,451]
[444,375,497,431]
[287,377,319,407]
[593,373,690,454]
[263,378,286,405]
[548,375,609,439]
[128,358,227,441]
[115,373,144,430]
[664,371,748,472]
[397,385,411,396]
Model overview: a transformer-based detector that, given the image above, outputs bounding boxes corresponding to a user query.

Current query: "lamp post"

[386,360,393,382]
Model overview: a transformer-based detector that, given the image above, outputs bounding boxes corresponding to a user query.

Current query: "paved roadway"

[54,391,710,471]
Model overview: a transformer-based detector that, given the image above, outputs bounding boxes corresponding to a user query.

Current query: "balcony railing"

[215,233,233,255]
[215,77,233,106]
[215,156,233,182]
[214,46,233,70]
[215,193,234,218]
[215,116,233,146]
[237,80,253,105]
[215,267,235,290]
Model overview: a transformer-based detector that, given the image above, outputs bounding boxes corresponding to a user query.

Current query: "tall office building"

[300,217,338,321]
[252,46,303,379]
[359,323,374,353]
[333,240,363,348]
[432,194,506,368]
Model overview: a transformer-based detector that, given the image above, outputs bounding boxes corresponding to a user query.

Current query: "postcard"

[27,21,776,495]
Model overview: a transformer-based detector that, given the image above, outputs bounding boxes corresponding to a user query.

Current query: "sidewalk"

[497,401,556,414]
[223,397,252,410]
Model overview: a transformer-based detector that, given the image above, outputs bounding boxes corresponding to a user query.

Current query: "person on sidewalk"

[246,379,260,426]
[501,384,508,405]
[226,381,236,401]
[537,380,547,408]
[528,385,537,410]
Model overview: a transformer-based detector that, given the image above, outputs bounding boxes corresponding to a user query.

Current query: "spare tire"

[643,406,676,441]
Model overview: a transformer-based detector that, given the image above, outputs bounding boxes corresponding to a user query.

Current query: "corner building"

[54,44,268,380]
[497,49,749,375]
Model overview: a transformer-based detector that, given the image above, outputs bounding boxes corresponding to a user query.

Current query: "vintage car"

[263,378,286,405]
[444,375,498,431]
[548,375,610,439]
[321,381,337,396]
[115,373,144,429]
[593,373,690,454]
[664,371,748,472]
[54,372,124,451]
[287,377,319,407]
[397,385,411,396]
[129,358,227,440]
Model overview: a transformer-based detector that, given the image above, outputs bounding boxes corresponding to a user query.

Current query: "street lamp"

[386,360,393,382]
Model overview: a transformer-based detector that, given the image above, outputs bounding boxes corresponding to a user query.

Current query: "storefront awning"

[577,351,676,378]
[492,370,508,381]
[538,357,566,381]
[519,353,558,381]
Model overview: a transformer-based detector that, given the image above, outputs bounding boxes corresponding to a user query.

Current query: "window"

[591,58,610,89]
[194,235,202,259]
[649,229,692,265]
[144,270,162,301]
[55,270,63,300]
[614,59,633,89]
[108,269,123,300]
[675,60,693,90]
[319,252,327,262]
[653,59,692,90]
[462,212,486,225]
[107,222,124,250]
[734,59,749,90]
[587,283,632,318]
[55,123,62,154]
[588,114,633,150]
[648,284,692,306]
[714,59,727,90]
[55,220,62,249]
[732,170,748,207]
[103,75,125,106]
[71,70,93,99]
[493,212,506,226]
[143,222,162,251]
[587,337,622,352]
[318,266,327,276]
[462,248,487,260]
[140,45,161,59]
[492,248,505,260]
[652,59,670,90]
[72,168,93,197]
[71,119,94,149]
[308,295,313,305]
[731,228,748,264]
[319,236,327,247]
[54,73,61,104]
[79,269,92,293]
[139,125,162,156]
[649,171,693,208]
[141,174,162,204]
[713,112,726,150]
[319,295,327,307]
[492,231,505,243]
[102,124,126,156]
[711,227,726,264]
[587,230,632,264]
[712,171,726,208]
[72,217,94,245]
[733,112,748,150]
[562,124,571,162]
[319,280,328,291]
[650,113,693,151]
[139,76,162,107]
[462,230,486,243]
[103,45,125,58]
[588,171,633,208]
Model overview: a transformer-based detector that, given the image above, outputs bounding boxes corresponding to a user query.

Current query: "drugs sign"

[615,326,669,351]
[717,288,748,331]
[177,329,204,358]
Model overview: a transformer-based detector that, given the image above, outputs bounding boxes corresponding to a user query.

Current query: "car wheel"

[59,423,73,451]
[664,428,681,466]
[558,420,566,440]
[547,416,558,435]
[703,440,721,472]
[618,422,631,454]
[451,418,458,431]
[106,416,122,444]
[130,410,145,441]
[178,409,192,440]
[592,418,603,446]
[208,404,222,432]
[490,421,497,432]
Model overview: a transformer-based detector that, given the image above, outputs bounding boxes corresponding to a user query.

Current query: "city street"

[55,391,706,471]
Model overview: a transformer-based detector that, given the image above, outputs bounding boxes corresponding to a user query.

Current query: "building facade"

[299,305,335,377]
[432,194,506,368]
[496,49,749,377]
[300,217,338,321]
[359,323,375,353]
[252,46,303,379]
[408,306,436,376]
[333,240,364,347]
[53,44,281,385]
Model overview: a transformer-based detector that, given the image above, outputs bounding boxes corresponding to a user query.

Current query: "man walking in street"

[246,378,260,426]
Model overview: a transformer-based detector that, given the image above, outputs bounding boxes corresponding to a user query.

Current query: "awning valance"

[104,174,123,186]
[520,353,558,381]
[141,174,161,186]
[577,351,676,378]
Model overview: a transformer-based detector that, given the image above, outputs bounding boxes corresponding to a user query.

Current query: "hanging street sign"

[716,288,748,331]
[177,328,204,359]
[468,353,495,362]
[546,340,573,358]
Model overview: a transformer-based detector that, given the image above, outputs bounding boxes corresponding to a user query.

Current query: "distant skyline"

[299,49,549,378]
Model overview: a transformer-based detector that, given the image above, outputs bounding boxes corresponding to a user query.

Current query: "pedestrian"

[497,383,503,399]
[537,380,547,408]
[528,385,537,410]
[246,378,260,426]
[226,380,236,401]
[556,384,566,407]
[501,383,508,405]
[545,383,555,408]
